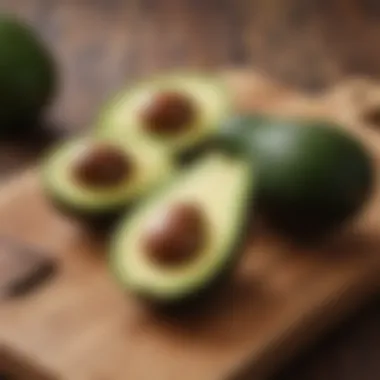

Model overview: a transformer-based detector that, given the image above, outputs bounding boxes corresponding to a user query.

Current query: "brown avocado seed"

[142,202,206,266]
[141,91,196,135]
[72,143,134,189]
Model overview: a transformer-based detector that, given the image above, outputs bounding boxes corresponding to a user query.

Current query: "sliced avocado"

[0,15,56,135]
[218,116,375,239]
[96,73,231,159]
[110,152,254,303]
[41,136,173,225]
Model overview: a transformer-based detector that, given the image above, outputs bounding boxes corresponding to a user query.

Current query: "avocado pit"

[142,202,206,266]
[72,143,134,189]
[141,90,196,136]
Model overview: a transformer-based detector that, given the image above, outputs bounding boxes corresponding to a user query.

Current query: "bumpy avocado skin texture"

[0,16,56,135]
[219,118,374,240]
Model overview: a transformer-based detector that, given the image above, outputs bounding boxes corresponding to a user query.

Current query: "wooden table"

[1,1,380,379]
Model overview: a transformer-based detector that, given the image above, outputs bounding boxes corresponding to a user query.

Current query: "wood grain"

[1,1,380,379]
[1,71,380,380]
[1,0,380,132]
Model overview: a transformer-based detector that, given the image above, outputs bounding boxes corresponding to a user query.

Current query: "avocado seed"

[141,91,196,135]
[142,202,206,266]
[72,143,134,189]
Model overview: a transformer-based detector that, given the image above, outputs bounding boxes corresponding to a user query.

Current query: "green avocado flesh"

[96,73,231,155]
[217,116,374,237]
[41,137,173,217]
[110,152,254,302]
[0,16,55,133]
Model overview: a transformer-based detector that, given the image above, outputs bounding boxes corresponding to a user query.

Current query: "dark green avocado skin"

[217,117,375,240]
[179,114,270,165]
[0,16,56,135]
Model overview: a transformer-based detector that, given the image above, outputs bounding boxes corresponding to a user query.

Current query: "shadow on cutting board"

[0,347,54,380]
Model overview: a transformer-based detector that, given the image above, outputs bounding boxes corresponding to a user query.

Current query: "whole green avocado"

[0,15,56,134]
[216,116,375,240]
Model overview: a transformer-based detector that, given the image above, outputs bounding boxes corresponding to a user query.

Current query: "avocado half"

[41,136,174,226]
[110,151,255,304]
[217,116,375,239]
[0,15,56,135]
[96,73,231,160]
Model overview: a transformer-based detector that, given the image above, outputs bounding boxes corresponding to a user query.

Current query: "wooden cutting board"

[2,70,380,380]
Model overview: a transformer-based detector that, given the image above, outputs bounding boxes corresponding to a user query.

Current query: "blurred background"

[1,0,380,379]
[3,0,380,129]
[3,0,380,178]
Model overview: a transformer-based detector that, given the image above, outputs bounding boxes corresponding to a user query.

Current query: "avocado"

[110,151,255,304]
[218,116,374,239]
[96,73,231,160]
[41,136,173,226]
[0,15,56,135]
[208,114,271,157]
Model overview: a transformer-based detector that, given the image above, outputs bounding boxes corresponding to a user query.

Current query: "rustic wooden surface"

[1,1,380,379]
[0,70,380,380]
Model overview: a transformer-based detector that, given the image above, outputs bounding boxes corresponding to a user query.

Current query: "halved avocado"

[96,73,231,159]
[41,136,174,226]
[110,152,255,304]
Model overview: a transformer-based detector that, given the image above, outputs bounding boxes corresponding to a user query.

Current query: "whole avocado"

[217,116,375,239]
[212,114,271,157]
[0,15,56,135]
[181,114,270,163]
